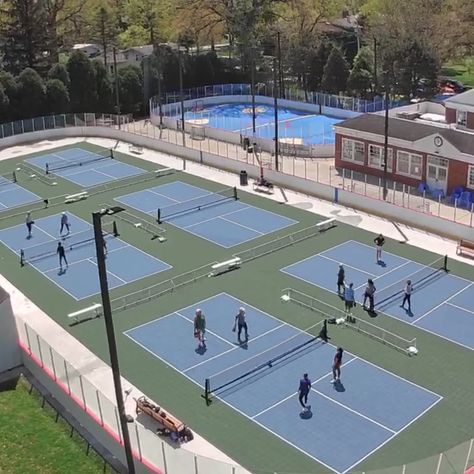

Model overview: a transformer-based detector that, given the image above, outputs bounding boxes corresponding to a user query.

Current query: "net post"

[12,171,17,183]
[20,250,25,267]
[45,163,49,175]
[233,186,238,200]
[113,220,119,237]
[443,255,448,272]
[203,378,211,406]
[157,209,162,224]
[110,148,115,159]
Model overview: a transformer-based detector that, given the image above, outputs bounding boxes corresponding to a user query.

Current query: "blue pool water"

[179,102,342,145]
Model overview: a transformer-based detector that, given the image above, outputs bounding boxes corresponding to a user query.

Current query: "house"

[334,89,474,196]
[72,44,102,58]
[104,45,155,75]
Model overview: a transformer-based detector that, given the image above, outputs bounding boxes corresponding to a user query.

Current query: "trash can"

[243,137,250,150]
[240,170,248,186]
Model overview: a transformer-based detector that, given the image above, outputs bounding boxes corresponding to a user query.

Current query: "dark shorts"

[345,300,354,308]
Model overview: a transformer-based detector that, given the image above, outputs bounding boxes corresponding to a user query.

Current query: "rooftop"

[444,88,474,106]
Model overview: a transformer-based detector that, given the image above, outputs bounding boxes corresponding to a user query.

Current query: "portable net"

[375,255,448,309]
[282,288,417,355]
[20,221,118,266]
[157,186,238,223]
[204,320,327,404]
[0,172,17,187]
[46,149,113,173]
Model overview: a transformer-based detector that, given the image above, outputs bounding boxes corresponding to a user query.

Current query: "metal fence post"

[36,334,44,367]
[454,198,458,221]
[50,347,57,381]
[64,360,71,395]
[24,322,32,354]
[470,204,474,227]
[161,441,168,474]
[79,375,87,410]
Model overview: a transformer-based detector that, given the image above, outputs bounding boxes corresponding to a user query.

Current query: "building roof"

[444,88,474,106]
[127,45,154,56]
[335,113,474,155]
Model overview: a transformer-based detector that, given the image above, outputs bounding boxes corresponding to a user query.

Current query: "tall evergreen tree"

[45,79,70,113]
[48,63,70,87]
[0,85,10,122]
[93,60,113,113]
[307,42,333,91]
[321,47,349,94]
[0,0,49,74]
[67,51,98,112]
[347,47,373,98]
[0,71,19,119]
[17,68,45,118]
[118,66,143,114]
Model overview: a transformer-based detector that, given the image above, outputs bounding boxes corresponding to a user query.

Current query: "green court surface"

[1,142,474,473]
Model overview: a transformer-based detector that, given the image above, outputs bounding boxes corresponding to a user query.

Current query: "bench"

[316,218,336,232]
[457,239,474,258]
[129,144,144,155]
[210,257,242,276]
[135,396,191,439]
[253,181,274,194]
[67,303,102,325]
[65,191,88,203]
[155,167,174,177]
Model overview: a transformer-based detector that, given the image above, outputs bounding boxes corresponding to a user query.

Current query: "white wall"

[0,286,21,373]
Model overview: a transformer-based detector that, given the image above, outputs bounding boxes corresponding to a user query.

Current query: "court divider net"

[157,186,238,223]
[374,255,448,309]
[282,288,417,356]
[20,220,118,266]
[0,171,17,186]
[203,319,327,405]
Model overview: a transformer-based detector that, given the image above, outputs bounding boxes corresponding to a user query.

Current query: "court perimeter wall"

[1,125,472,242]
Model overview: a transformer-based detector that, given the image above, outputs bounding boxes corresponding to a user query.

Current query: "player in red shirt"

[330,347,344,383]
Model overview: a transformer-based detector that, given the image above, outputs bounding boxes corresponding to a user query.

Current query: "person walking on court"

[57,242,68,268]
[193,309,206,349]
[343,282,355,322]
[401,280,413,312]
[337,264,345,295]
[298,373,311,412]
[363,279,376,312]
[25,211,34,239]
[233,307,248,342]
[60,212,70,236]
[374,234,385,263]
[330,347,344,384]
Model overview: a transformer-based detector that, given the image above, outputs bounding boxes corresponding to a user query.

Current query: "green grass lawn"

[0,377,107,474]
[441,57,474,87]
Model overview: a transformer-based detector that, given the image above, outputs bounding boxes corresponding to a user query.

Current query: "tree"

[93,60,114,112]
[0,71,19,118]
[90,3,117,70]
[118,25,149,48]
[67,51,98,112]
[347,47,373,97]
[307,41,333,91]
[45,79,70,113]
[17,68,45,118]
[0,0,49,74]
[118,66,143,114]
[321,47,349,93]
[48,63,70,87]
[0,85,11,122]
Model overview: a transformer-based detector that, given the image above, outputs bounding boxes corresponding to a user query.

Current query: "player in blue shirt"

[298,373,311,411]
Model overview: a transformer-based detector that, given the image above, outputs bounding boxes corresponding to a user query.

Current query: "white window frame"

[396,151,423,178]
[341,138,365,164]
[468,165,474,188]
[368,144,393,171]
[457,110,467,127]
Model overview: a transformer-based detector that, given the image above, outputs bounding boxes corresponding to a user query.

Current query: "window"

[341,138,365,164]
[457,110,467,127]
[396,151,422,178]
[368,144,393,171]
[468,166,474,188]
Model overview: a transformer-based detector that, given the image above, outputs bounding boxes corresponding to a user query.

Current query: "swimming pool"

[178,102,342,145]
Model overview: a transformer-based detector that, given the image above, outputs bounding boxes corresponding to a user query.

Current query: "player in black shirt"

[374,234,385,263]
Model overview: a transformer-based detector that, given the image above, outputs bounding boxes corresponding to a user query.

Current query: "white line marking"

[86,257,127,284]
[318,253,374,277]
[354,260,412,291]
[446,301,474,316]
[183,323,286,373]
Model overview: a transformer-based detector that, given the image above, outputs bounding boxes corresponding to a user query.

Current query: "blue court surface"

[125,293,441,474]
[0,179,40,210]
[115,181,297,247]
[178,102,342,145]
[281,240,474,350]
[25,147,145,187]
[0,213,171,300]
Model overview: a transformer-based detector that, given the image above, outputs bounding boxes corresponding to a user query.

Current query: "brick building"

[334,89,474,197]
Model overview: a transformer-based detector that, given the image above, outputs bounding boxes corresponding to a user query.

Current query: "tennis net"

[375,255,448,309]
[203,319,327,404]
[157,186,238,223]
[282,288,417,355]
[46,149,113,173]
[20,220,118,266]
[0,172,16,187]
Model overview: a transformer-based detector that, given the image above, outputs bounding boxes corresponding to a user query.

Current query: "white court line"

[147,188,181,203]
[411,283,473,325]
[354,260,412,291]
[232,114,318,133]
[86,257,127,284]
[318,253,374,277]
[182,204,251,229]
[175,311,235,348]
[251,357,358,419]
[446,301,474,316]
[183,323,286,373]
[311,388,396,434]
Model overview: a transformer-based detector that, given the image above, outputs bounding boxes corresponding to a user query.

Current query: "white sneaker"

[330,379,336,384]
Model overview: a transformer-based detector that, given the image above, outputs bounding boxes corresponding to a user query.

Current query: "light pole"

[92,207,135,474]
[382,73,390,201]
[273,57,279,172]
[178,48,186,169]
